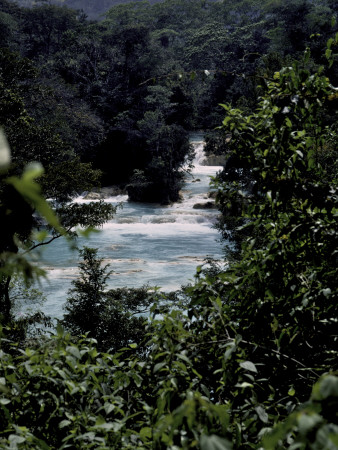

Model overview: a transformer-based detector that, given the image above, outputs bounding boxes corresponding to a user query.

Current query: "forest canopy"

[0,0,338,448]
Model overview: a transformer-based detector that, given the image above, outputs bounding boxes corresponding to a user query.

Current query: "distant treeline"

[1,0,338,201]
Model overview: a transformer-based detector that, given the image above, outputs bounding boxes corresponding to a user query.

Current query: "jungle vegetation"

[0,0,338,448]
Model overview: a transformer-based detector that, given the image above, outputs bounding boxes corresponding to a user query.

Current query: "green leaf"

[56,322,65,338]
[327,38,334,49]
[9,435,26,445]
[235,382,253,389]
[262,426,286,450]
[66,346,81,359]
[329,433,338,446]
[200,434,232,450]
[7,164,65,236]
[177,353,192,365]
[318,375,338,399]
[94,416,115,431]
[255,405,269,423]
[78,227,100,238]
[104,403,114,415]
[322,288,331,297]
[33,230,49,242]
[153,362,166,373]
[140,427,152,440]
[298,413,323,435]
[325,48,332,60]
[59,420,72,429]
[239,361,257,373]
[288,387,296,396]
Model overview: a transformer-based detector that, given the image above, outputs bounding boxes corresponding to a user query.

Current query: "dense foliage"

[0,0,338,448]
[1,42,338,447]
[62,247,153,353]
[2,0,338,202]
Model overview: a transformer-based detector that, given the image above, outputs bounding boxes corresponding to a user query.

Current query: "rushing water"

[37,136,224,318]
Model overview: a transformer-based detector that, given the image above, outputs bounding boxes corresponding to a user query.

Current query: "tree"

[0,129,68,326]
[0,48,116,323]
[62,247,152,352]
[204,45,338,435]
[1,3,338,446]
[96,286,152,352]
[127,85,192,203]
[20,4,80,61]
[0,37,338,449]
[62,247,110,338]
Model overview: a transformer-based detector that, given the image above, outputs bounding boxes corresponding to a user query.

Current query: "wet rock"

[193,201,217,209]
[203,154,226,166]
[101,186,127,196]
[127,181,180,204]
[208,191,217,199]
[83,192,103,200]
[83,185,127,200]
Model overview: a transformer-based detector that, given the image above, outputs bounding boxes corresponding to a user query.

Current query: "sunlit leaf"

[200,434,232,450]
[239,361,257,373]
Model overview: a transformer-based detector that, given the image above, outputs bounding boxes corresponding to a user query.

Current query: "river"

[37,136,224,318]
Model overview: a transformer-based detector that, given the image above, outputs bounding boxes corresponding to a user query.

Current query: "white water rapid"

[38,135,224,318]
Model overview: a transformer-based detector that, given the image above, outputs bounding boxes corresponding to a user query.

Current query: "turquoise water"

[37,140,224,318]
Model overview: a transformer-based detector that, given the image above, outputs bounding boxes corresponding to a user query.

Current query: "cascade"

[37,139,224,318]
[192,140,207,167]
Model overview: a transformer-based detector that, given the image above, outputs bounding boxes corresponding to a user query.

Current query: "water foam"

[37,140,224,318]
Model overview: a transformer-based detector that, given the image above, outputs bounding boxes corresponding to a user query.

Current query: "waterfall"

[192,140,207,167]
[37,139,223,318]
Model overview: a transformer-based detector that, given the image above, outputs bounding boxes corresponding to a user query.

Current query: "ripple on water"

[37,140,224,319]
